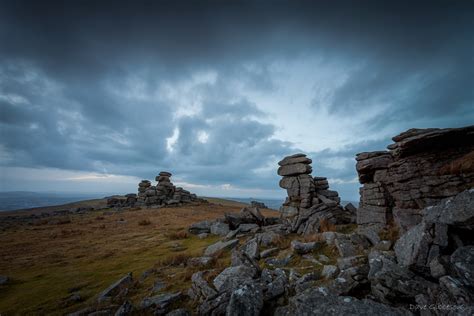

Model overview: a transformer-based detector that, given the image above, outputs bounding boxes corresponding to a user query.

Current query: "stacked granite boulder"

[356,126,474,241]
[136,171,200,207]
[278,154,353,235]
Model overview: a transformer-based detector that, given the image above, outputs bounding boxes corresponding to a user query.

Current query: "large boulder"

[189,221,212,235]
[275,287,410,316]
[450,246,474,287]
[226,281,263,316]
[278,163,312,176]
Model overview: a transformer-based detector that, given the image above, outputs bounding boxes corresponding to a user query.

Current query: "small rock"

[204,239,239,257]
[226,281,263,316]
[239,223,260,233]
[260,248,280,258]
[189,221,212,235]
[375,240,392,251]
[98,273,133,303]
[165,309,190,316]
[210,222,230,236]
[318,254,330,263]
[140,292,181,310]
[450,245,474,287]
[115,300,134,316]
[242,238,260,259]
[322,265,339,279]
[213,265,258,292]
[187,256,213,267]
[197,233,209,239]
[291,240,323,255]
[322,232,337,246]
[429,257,446,279]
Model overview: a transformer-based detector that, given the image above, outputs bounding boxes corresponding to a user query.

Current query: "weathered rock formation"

[278,153,353,234]
[356,126,474,240]
[136,171,201,207]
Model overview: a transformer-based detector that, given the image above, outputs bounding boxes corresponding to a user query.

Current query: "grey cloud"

[1,0,473,199]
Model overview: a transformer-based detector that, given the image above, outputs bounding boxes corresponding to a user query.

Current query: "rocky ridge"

[107,171,203,208]
[356,126,474,241]
[69,126,473,316]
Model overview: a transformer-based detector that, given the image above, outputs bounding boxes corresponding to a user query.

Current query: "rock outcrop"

[135,171,202,207]
[278,153,353,235]
[356,126,474,239]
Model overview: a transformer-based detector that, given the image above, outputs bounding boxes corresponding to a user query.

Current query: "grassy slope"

[0,200,279,315]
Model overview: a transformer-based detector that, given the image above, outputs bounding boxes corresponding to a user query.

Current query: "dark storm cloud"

[1,0,473,194]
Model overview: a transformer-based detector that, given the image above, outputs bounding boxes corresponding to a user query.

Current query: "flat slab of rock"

[450,246,474,287]
[275,287,409,315]
[210,222,230,236]
[226,281,263,316]
[97,273,133,303]
[291,240,323,255]
[187,256,213,267]
[188,220,212,234]
[140,292,181,310]
[278,154,312,166]
[277,163,312,176]
[204,239,239,257]
[213,265,257,292]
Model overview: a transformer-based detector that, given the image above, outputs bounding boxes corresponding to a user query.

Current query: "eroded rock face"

[135,171,203,207]
[278,153,354,235]
[355,126,474,236]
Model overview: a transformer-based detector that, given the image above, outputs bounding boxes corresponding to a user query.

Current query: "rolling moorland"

[0,126,473,316]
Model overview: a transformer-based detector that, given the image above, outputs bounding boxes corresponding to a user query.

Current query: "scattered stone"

[114,301,134,316]
[238,223,260,233]
[291,240,322,255]
[375,240,392,251]
[187,256,213,267]
[213,265,257,292]
[97,273,133,303]
[322,265,339,279]
[197,233,209,239]
[226,281,263,316]
[276,287,408,315]
[188,221,212,235]
[165,309,190,316]
[188,271,217,302]
[450,245,474,287]
[242,238,259,259]
[429,257,446,279]
[260,247,279,259]
[210,222,230,236]
[204,239,239,257]
[140,292,181,311]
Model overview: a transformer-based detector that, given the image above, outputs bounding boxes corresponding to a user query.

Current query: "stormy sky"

[1,1,473,201]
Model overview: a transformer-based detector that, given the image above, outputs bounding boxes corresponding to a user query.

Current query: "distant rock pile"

[107,171,202,208]
[356,126,474,241]
[278,153,354,234]
[136,171,201,207]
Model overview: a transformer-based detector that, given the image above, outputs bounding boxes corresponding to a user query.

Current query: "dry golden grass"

[0,201,279,315]
[319,219,337,232]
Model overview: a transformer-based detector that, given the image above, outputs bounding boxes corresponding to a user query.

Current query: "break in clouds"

[0,1,473,200]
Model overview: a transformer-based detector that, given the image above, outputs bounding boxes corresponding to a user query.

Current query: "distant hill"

[0,191,106,211]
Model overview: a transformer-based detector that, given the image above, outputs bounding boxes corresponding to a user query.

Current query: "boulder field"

[70,125,473,316]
